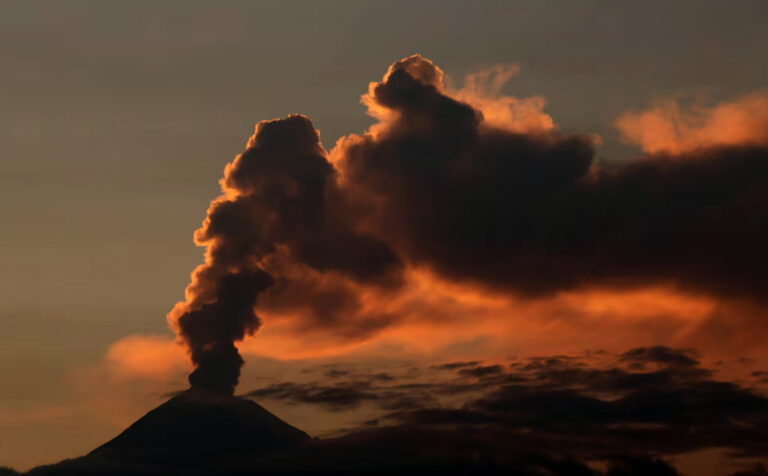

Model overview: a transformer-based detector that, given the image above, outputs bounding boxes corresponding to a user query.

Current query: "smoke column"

[167,115,401,394]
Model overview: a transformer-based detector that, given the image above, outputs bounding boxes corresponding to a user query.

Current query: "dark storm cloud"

[336,55,768,299]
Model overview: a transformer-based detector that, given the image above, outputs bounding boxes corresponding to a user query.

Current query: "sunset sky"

[3,2,768,474]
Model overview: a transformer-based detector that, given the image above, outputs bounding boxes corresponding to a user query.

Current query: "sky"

[2,1,768,474]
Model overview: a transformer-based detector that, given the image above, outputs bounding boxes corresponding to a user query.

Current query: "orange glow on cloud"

[616,89,768,154]
[352,58,555,143]
[331,58,561,182]
[159,269,721,361]
[244,271,728,361]
[106,267,768,384]
[105,334,190,380]
[110,60,768,386]
[450,64,555,133]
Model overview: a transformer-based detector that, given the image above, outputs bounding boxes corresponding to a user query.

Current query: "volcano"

[26,389,516,476]
[89,390,311,464]
[26,389,645,476]
[27,390,311,475]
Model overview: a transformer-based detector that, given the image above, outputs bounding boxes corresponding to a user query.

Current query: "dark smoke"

[169,115,401,394]
[179,270,273,394]
[335,55,768,298]
[169,55,768,393]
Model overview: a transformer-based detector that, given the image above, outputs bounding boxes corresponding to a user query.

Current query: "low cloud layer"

[245,346,768,465]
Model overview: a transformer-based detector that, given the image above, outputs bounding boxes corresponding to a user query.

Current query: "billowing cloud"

[333,54,768,300]
[156,54,768,396]
[616,90,768,154]
[166,115,403,394]
[449,63,555,133]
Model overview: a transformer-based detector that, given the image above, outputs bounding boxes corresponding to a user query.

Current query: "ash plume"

[333,55,768,298]
[167,55,768,392]
[168,116,401,394]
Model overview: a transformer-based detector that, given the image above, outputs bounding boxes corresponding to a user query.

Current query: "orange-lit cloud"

[107,269,768,383]
[351,58,555,145]
[616,90,768,154]
[449,64,555,133]
[136,55,768,395]
[245,271,723,361]
[105,334,190,380]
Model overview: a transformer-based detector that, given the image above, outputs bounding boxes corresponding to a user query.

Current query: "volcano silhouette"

[89,390,311,465]
[27,390,513,476]
[27,390,314,475]
[25,390,641,475]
